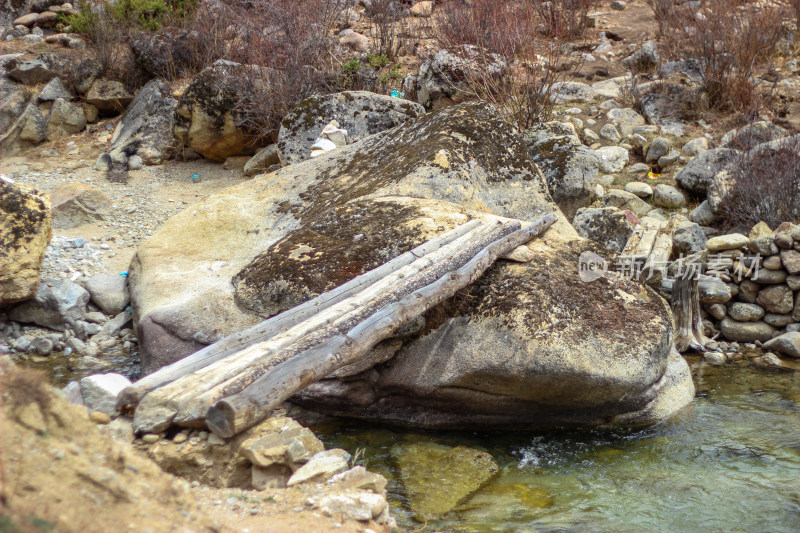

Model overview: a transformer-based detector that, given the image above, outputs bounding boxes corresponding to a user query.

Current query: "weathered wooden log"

[116,219,483,413]
[132,218,527,433]
[170,219,519,427]
[642,228,672,285]
[206,214,558,438]
[671,262,709,353]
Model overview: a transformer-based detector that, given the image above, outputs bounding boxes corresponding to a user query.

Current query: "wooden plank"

[205,214,558,438]
[132,219,520,433]
[116,219,484,413]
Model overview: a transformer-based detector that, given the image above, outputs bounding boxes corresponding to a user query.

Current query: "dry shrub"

[658,0,785,113]
[717,135,800,229]
[0,363,51,413]
[434,0,581,128]
[221,0,353,143]
[436,0,539,57]
[536,0,597,40]
[364,0,406,59]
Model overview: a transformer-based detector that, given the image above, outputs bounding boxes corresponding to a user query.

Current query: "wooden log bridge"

[118,214,558,438]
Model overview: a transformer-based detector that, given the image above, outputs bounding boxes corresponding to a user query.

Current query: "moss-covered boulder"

[392,442,498,520]
[129,102,693,428]
[0,182,52,305]
[173,60,264,162]
[277,91,425,165]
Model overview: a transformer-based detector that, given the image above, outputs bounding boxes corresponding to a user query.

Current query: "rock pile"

[692,223,800,359]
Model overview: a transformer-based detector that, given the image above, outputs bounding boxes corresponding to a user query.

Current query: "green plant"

[107,0,197,31]
[366,53,390,69]
[378,62,403,87]
[59,1,96,34]
[339,57,362,89]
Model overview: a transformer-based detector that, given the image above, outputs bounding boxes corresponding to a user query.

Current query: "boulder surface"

[130,102,693,429]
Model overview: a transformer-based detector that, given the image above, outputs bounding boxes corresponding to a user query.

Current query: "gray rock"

[787,275,800,291]
[79,373,132,415]
[30,336,54,355]
[7,58,57,85]
[719,317,775,343]
[724,121,787,149]
[416,46,505,110]
[727,303,765,322]
[690,200,717,225]
[127,155,143,170]
[638,93,685,137]
[549,81,598,103]
[599,123,621,143]
[62,380,84,405]
[756,285,794,314]
[8,279,89,331]
[595,145,629,173]
[706,304,726,320]
[780,250,800,275]
[38,77,70,102]
[86,79,134,115]
[763,313,794,327]
[85,274,130,315]
[597,189,652,217]
[108,79,177,165]
[646,137,671,163]
[318,491,388,523]
[287,450,350,486]
[525,129,599,219]
[624,182,652,197]
[95,153,112,172]
[610,0,626,9]
[244,144,281,177]
[672,222,707,253]
[657,150,680,169]
[752,269,787,284]
[653,184,685,209]
[130,27,204,78]
[675,147,739,195]
[703,351,726,365]
[606,108,645,136]
[623,40,659,71]
[572,207,636,253]
[45,97,86,140]
[278,91,425,165]
[699,278,732,304]
[93,311,132,341]
[682,137,710,157]
[762,332,800,358]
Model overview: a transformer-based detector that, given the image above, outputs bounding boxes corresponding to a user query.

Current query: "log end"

[115,386,141,415]
[206,400,236,439]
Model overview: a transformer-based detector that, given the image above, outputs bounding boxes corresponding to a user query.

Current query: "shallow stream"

[315,357,800,532]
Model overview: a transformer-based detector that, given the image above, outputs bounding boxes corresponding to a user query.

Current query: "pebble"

[703,351,726,365]
[142,433,161,443]
[89,411,111,424]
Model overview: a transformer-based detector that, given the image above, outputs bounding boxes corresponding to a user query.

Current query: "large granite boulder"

[48,183,110,229]
[107,79,178,166]
[277,91,425,165]
[524,124,599,220]
[173,60,264,161]
[129,102,693,429]
[0,181,52,304]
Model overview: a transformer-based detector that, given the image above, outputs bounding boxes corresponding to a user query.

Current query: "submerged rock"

[393,442,498,520]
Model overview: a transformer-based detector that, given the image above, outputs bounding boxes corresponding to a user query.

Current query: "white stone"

[79,373,131,415]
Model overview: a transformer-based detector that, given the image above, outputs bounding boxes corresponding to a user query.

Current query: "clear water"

[315,357,800,532]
